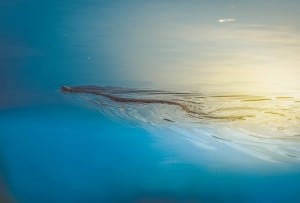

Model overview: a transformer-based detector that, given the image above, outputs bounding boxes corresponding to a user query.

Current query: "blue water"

[2,100,300,202]
[1,0,300,202]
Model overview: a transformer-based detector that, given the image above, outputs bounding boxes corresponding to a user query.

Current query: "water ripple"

[62,85,300,163]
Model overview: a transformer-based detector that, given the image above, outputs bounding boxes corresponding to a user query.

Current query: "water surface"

[1,0,300,202]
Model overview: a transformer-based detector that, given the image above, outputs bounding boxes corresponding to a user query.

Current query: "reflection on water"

[2,0,300,202]
[62,85,300,163]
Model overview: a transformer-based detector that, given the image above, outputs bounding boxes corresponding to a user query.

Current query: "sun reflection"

[62,85,300,163]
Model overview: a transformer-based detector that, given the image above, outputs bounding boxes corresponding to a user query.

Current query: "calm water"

[1,0,300,202]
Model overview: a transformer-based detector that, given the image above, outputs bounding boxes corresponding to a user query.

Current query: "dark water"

[1,0,300,202]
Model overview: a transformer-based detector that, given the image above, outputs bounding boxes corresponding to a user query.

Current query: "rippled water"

[62,85,300,163]
[2,0,300,201]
